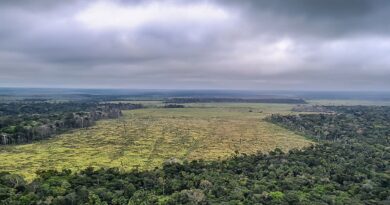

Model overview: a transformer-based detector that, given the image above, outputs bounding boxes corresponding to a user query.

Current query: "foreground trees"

[0,106,389,204]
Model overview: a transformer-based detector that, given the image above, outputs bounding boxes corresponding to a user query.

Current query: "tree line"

[0,102,143,145]
[163,104,185,108]
[165,98,307,104]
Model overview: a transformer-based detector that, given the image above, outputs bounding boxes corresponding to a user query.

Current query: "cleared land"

[0,103,312,181]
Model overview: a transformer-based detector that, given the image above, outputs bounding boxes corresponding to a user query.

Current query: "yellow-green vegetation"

[0,103,312,181]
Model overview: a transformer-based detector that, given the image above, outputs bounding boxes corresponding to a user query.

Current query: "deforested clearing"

[0,103,312,181]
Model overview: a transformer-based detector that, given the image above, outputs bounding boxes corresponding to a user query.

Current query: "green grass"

[0,103,312,181]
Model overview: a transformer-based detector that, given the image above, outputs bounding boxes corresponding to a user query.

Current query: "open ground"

[0,103,312,181]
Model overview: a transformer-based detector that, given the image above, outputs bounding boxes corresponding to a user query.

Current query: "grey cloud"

[221,0,390,39]
[0,0,389,90]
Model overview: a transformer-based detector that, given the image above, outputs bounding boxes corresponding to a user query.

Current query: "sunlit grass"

[0,103,312,181]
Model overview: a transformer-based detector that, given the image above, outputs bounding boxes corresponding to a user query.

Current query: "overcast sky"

[0,0,389,91]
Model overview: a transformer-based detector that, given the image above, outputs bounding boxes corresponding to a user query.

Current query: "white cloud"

[75,1,231,31]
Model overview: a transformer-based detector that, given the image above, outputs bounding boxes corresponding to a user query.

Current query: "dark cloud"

[223,0,390,38]
[0,0,389,90]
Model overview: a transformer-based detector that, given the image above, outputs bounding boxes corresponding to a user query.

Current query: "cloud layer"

[0,0,389,90]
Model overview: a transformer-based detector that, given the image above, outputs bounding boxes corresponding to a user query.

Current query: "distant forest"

[165,98,306,104]
[0,105,388,204]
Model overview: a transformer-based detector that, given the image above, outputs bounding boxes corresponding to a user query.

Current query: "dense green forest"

[0,102,142,145]
[0,105,388,204]
[268,106,390,144]
[0,102,98,116]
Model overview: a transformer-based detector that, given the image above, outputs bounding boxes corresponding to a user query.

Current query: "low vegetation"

[0,103,311,181]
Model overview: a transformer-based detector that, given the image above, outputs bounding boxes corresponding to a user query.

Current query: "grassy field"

[0,103,312,181]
